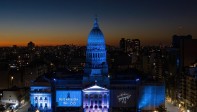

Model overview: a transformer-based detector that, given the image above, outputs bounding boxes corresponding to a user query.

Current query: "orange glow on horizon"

[0,40,120,47]
[0,40,85,47]
[0,33,121,47]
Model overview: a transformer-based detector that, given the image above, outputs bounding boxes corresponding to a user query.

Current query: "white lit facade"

[83,85,109,112]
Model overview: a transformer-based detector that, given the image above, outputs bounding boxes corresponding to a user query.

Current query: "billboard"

[56,90,82,107]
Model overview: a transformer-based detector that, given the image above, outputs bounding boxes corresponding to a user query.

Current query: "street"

[165,101,184,112]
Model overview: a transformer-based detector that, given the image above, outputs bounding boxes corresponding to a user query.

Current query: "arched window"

[90,94,94,98]
[94,94,98,98]
[99,100,102,104]
[40,103,43,108]
[99,94,102,98]
[85,94,88,99]
[45,103,47,108]
[35,103,38,108]
[104,94,108,104]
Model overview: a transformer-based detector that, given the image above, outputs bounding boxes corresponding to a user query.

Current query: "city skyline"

[0,0,197,46]
[1,1,197,111]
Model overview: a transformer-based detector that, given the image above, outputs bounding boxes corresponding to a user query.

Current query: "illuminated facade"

[83,18,109,87]
[30,85,52,111]
[83,85,109,112]
[30,18,165,112]
[83,18,110,112]
[84,18,108,77]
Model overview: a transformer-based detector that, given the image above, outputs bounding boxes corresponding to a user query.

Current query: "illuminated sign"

[117,93,131,104]
[56,90,82,107]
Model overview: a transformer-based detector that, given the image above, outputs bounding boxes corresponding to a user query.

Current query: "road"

[165,101,184,112]
[15,102,30,112]
[11,101,185,112]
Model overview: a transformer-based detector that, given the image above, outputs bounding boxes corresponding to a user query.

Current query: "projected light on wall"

[138,85,165,110]
[56,90,82,107]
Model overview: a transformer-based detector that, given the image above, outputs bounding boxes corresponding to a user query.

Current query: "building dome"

[87,18,105,45]
[85,18,108,76]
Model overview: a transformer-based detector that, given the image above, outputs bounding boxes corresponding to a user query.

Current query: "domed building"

[85,18,108,77]
[83,18,109,87]
[29,18,165,112]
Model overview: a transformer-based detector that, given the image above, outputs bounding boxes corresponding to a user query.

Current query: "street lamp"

[0,93,2,101]
[11,76,14,86]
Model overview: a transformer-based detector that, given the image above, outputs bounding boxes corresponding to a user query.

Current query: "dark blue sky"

[0,0,197,46]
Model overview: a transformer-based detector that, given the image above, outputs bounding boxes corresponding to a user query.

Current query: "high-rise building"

[180,39,197,68]
[132,39,140,52]
[172,35,192,48]
[166,35,197,109]
[120,38,126,52]
[180,62,197,112]
[27,41,35,50]
[119,38,141,53]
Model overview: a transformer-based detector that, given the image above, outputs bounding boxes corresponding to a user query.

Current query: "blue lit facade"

[83,18,109,87]
[84,18,108,76]
[30,86,52,111]
[29,18,165,112]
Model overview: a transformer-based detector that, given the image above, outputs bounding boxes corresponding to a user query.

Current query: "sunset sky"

[0,0,197,46]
